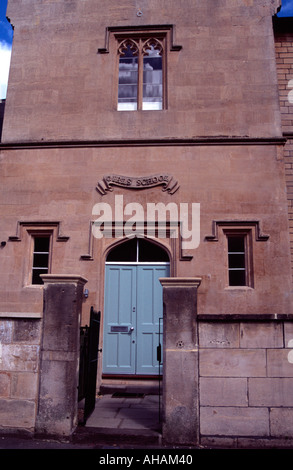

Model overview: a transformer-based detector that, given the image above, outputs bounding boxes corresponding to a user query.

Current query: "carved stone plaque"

[96,174,179,195]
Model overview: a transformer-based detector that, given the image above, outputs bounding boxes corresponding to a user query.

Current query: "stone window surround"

[7,221,69,294]
[97,24,182,112]
[224,229,253,288]
[205,220,270,290]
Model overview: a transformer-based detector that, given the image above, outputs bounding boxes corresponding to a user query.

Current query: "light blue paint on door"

[103,265,136,374]
[103,263,169,375]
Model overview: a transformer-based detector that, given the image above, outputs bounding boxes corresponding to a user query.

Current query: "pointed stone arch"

[105,235,171,263]
[102,235,171,377]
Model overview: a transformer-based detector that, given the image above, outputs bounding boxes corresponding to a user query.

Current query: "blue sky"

[0,0,293,98]
[277,0,293,16]
[0,0,13,98]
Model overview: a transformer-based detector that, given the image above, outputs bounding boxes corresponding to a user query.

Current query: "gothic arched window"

[117,36,165,111]
[106,237,169,262]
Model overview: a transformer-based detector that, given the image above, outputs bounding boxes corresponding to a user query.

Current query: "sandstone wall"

[198,318,293,447]
[0,317,41,433]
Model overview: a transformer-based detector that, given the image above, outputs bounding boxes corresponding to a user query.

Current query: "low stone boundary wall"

[1,281,293,449]
[198,317,293,448]
[0,275,87,437]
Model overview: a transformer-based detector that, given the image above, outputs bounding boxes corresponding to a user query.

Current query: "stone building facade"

[0,0,293,447]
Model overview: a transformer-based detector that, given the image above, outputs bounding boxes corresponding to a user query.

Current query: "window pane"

[32,236,50,285]
[138,239,169,262]
[227,235,246,286]
[228,254,245,269]
[118,47,138,111]
[142,52,162,110]
[34,236,50,253]
[33,253,49,268]
[229,270,246,286]
[32,268,48,285]
[107,238,137,262]
[228,237,244,253]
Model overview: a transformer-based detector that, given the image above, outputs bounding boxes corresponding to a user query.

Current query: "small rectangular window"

[227,235,246,286]
[32,236,50,285]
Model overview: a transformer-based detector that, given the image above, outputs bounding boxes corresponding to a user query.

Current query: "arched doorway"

[103,237,170,376]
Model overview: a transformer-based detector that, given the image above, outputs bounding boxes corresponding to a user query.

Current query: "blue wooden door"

[103,265,136,374]
[136,265,169,374]
[103,263,169,375]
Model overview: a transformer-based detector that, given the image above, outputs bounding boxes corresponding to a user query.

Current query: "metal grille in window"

[32,236,50,284]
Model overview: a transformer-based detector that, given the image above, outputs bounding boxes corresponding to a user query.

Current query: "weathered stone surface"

[200,377,248,407]
[0,372,10,398]
[1,344,39,372]
[199,322,239,348]
[13,319,41,344]
[164,349,199,442]
[249,378,293,407]
[35,275,87,437]
[240,322,283,349]
[0,321,13,344]
[200,407,269,437]
[284,322,293,347]
[270,408,293,437]
[161,278,201,446]
[267,349,293,377]
[199,349,266,377]
[11,372,38,400]
[0,317,40,432]
[0,398,35,430]
[41,283,81,353]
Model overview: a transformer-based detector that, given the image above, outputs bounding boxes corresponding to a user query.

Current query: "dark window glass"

[227,236,246,286]
[107,238,137,262]
[138,238,169,262]
[107,238,169,262]
[32,236,50,284]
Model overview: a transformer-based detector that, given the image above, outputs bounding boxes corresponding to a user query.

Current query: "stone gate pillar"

[160,277,201,446]
[35,274,87,437]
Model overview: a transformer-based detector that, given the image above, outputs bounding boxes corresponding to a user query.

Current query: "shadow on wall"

[0,100,5,141]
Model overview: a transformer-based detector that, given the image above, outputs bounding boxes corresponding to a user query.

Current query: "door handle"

[129,327,134,332]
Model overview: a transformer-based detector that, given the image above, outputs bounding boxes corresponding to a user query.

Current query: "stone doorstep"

[99,382,161,395]
[73,425,162,447]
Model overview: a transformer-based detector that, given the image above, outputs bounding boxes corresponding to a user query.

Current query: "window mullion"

[137,40,143,110]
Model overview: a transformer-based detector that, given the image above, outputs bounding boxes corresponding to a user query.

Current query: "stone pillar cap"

[41,274,88,285]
